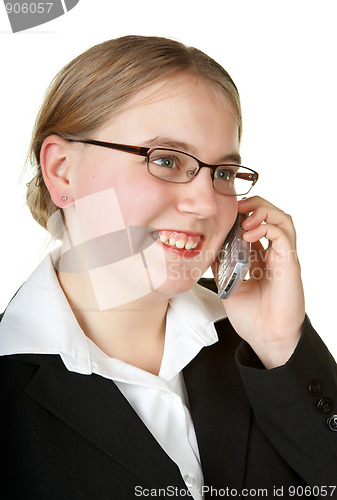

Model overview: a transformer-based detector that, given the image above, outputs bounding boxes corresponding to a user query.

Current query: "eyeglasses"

[67,139,259,196]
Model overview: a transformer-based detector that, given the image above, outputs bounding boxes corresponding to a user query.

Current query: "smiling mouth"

[153,230,203,250]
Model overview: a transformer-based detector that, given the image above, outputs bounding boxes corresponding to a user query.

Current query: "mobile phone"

[217,213,250,299]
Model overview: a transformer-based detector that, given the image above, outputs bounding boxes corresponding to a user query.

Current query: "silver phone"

[217,213,250,299]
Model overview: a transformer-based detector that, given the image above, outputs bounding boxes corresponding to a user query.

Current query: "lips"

[153,230,203,250]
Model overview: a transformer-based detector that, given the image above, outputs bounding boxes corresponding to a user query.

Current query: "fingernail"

[242,215,252,225]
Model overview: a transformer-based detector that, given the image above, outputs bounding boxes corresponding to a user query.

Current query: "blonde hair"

[26,35,242,230]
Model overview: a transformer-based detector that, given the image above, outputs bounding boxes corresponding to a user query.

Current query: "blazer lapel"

[183,319,251,491]
[21,354,187,493]
[14,318,252,493]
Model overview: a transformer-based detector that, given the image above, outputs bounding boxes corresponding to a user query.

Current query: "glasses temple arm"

[67,139,149,157]
[236,171,259,185]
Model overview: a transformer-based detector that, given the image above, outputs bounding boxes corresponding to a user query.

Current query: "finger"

[239,197,296,248]
[238,195,279,212]
[249,241,268,279]
[243,223,296,259]
[242,206,295,236]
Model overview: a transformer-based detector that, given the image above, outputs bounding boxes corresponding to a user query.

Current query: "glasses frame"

[67,138,259,196]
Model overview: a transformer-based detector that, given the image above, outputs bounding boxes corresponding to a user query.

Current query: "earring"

[62,196,68,201]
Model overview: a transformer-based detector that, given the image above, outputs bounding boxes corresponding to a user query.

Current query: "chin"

[144,246,213,298]
[153,280,197,299]
[152,267,205,298]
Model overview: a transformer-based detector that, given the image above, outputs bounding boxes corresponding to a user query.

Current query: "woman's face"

[65,75,240,301]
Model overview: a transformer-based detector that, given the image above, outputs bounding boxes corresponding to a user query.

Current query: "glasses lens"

[148,149,199,182]
[213,166,255,195]
[148,149,256,196]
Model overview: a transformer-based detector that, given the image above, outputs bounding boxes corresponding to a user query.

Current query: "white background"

[0,0,336,354]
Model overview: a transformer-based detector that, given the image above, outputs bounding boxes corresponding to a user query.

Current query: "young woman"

[1,35,336,499]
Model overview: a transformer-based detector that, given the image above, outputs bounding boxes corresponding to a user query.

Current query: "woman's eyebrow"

[142,136,242,164]
[219,152,242,164]
[142,136,198,154]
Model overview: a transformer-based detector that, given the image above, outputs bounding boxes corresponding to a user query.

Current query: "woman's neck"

[57,268,169,375]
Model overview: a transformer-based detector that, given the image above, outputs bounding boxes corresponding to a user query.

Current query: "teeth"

[157,231,201,250]
[185,241,198,250]
[176,239,185,248]
[159,234,168,243]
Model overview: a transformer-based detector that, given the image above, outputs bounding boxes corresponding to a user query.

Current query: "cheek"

[112,176,172,225]
[81,180,169,231]
[215,198,238,242]
[69,158,115,201]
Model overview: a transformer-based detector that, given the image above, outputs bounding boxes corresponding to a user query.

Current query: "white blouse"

[0,252,227,499]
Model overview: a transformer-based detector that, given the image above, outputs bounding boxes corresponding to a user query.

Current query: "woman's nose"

[176,167,218,218]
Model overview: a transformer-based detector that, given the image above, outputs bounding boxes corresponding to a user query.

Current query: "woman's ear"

[40,135,73,208]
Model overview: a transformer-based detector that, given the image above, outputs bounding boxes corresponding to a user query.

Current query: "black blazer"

[1,315,337,499]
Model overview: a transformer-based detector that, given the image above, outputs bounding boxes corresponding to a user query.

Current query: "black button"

[317,397,333,414]
[327,415,337,431]
[308,380,323,397]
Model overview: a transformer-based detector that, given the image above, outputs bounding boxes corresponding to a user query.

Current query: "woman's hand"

[212,196,305,369]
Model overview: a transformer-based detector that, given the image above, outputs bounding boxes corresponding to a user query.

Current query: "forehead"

[122,73,234,116]
[96,74,240,159]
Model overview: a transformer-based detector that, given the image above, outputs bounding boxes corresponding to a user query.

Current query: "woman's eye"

[214,168,234,181]
[153,157,176,168]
